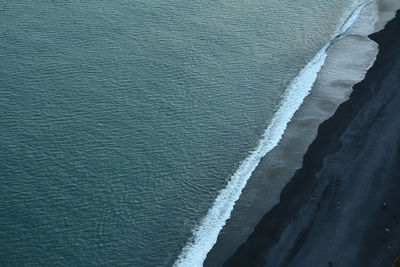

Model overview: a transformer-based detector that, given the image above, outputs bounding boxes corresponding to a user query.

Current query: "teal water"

[1,0,359,266]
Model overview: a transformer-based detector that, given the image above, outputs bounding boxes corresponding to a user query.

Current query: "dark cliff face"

[223,10,400,267]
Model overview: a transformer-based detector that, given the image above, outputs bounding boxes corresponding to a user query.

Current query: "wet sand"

[223,9,400,267]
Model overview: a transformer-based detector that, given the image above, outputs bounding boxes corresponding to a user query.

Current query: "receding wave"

[173,1,373,266]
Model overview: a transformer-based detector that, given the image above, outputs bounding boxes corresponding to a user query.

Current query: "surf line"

[174,1,373,266]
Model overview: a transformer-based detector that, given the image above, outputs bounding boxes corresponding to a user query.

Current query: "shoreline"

[222,6,400,267]
[174,1,376,266]
[204,1,383,265]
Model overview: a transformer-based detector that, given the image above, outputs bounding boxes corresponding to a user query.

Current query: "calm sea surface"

[1,0,358,265]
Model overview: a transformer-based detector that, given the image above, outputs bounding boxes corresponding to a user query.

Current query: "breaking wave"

[174,1,373,266]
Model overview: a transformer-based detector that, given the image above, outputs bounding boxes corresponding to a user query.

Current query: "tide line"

[173,1,373,266]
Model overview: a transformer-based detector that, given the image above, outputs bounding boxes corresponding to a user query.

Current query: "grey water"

[0,0,360,266]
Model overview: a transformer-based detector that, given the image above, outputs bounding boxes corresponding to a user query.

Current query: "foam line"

[173,1,373,266]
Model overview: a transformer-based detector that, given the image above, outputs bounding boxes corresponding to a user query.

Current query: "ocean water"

[0,0,366,266]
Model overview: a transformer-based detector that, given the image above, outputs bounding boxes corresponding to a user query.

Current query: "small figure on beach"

[387,245,391,253]
[383,203,388,209]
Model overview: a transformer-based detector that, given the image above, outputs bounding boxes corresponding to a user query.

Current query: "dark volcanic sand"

[223,10,400,267]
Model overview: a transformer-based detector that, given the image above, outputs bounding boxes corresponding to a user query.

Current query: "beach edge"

[222,6,400,267]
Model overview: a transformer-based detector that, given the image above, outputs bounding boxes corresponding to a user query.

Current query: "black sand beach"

[223,9,400,267]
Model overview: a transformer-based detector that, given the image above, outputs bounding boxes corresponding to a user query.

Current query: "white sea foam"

[173,1,373,266]
[340,0,373,34]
